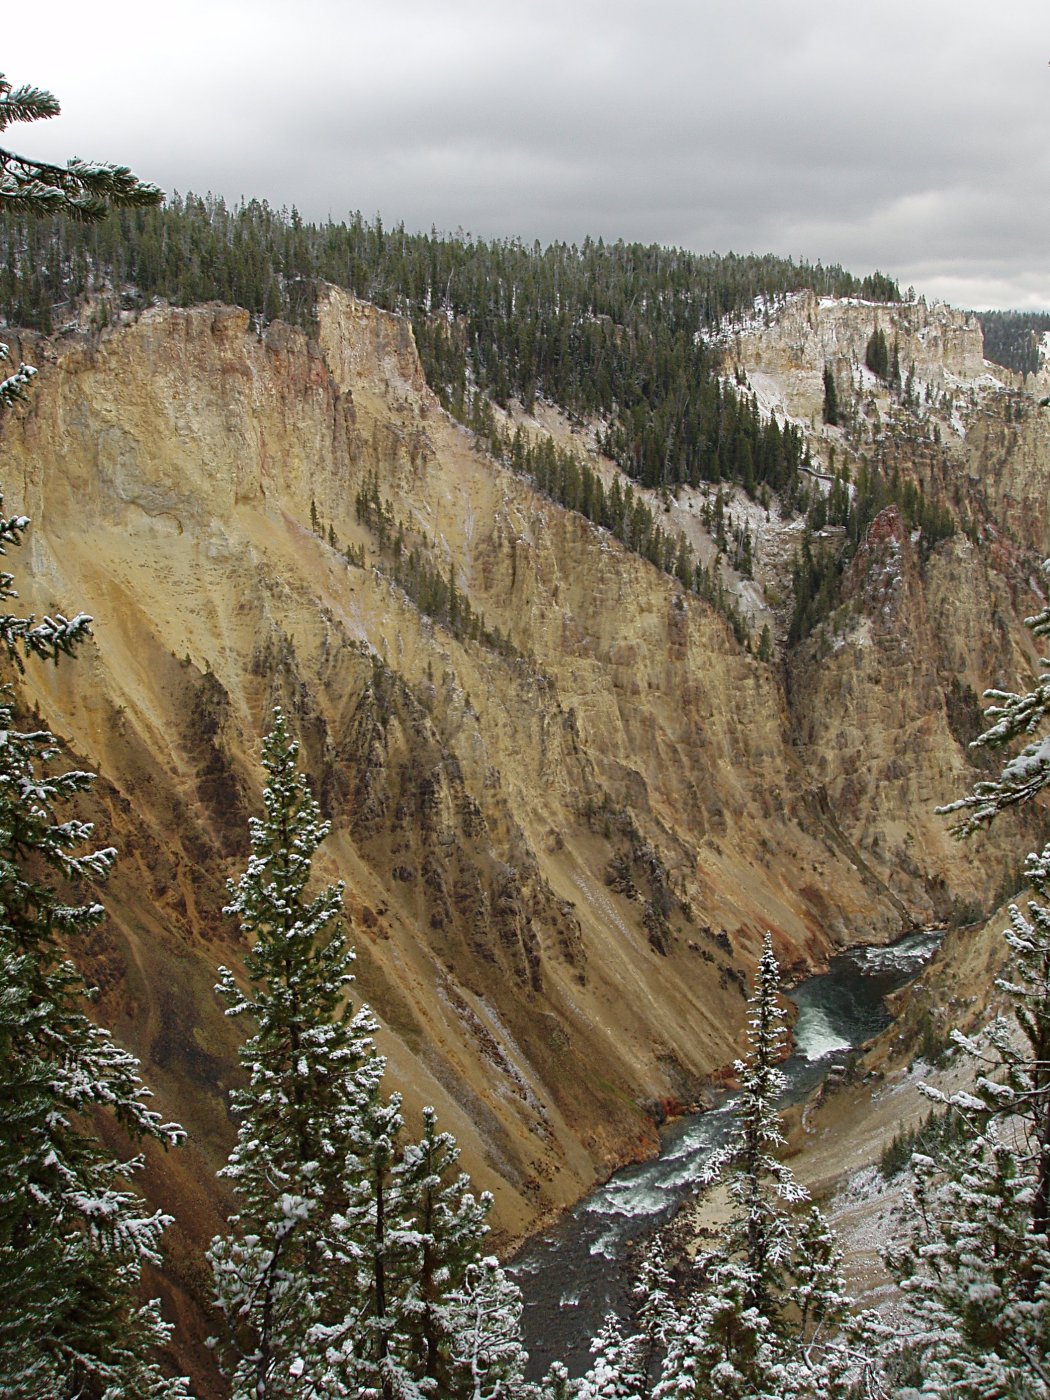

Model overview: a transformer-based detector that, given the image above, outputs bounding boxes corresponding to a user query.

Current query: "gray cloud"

[6,0,1049,307]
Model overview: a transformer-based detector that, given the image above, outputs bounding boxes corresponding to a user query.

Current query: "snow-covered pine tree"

[314,1082,412,1399]
[789,1205,854,1371]
[445,1256,532,1399]
[0,70,161,221]
[0,343,36,415]
[208,707,384,1398]
[211,710,531,1398]
[392,1106,495,1392]
[653,1258,782,1400]
[0,67,186,1397]
[538,1360,577,1399]
[881,554,1050,1396]
[0,496,187,1398]
[312,1089,529,1397]
[652,934,859,1399]
[701,933,809,1322]
[885,841,1050,1397]
[577,1313,649,1399]
[573,1237,675,1400]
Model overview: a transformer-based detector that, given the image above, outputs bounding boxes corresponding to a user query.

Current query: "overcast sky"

[7,1,1050,309]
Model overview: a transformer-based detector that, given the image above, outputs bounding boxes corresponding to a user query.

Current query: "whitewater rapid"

[510,926,942,1376]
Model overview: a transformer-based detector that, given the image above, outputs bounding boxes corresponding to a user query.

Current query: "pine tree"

[0,497,187,1397]
[864,326,889,381]
[208,708,384,1398]
[822,365,839,427]
[653,1260,782,1400]
[652,935,860,1399]
[0,79,183,1390]
[0,343,35,415]
[886,551,1050,1395]
[393,1107,494,1391]
[445,1257,532,1399]
[578,1314,648,1398]
[576,939,864,1400]
[571,1234,674,1399]
[938,558,1050,834]
[314,1083,410,1399]
[0,71,161,221]
[886,842,1050,1397]
[539,1360,577,1399]
[314,1090,527,1398]
[211,711,529,1398]
[702,934,808,1322]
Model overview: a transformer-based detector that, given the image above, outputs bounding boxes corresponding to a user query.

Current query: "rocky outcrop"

[721,290,992,426]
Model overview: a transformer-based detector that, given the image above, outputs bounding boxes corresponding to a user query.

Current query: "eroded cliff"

[1,285,1046,1385]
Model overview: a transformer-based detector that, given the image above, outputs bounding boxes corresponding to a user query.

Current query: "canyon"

[1,284,1047,1383]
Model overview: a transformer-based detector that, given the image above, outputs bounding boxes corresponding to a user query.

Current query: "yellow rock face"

[0,286,1044,1385]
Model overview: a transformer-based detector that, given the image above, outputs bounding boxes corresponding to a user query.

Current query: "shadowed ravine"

[511,927,943,1378]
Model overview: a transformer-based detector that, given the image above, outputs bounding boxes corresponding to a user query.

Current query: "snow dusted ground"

[798,1045,979,1308]
[699,291,808,347]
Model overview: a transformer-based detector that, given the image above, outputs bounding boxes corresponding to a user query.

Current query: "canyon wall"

[1,285,1046,1386]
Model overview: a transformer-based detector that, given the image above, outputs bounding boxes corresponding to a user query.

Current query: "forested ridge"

[1,195,966,651]
[0,194,898,497]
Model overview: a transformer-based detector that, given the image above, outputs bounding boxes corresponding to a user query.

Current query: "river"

[509,926,942,1377]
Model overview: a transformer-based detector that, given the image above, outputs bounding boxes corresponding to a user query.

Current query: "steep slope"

[0,285,1045,1385]
[717,292,1048,906]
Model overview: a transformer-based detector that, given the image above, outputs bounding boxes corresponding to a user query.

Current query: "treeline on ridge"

[2,195,965,652]
[1,193,898,498]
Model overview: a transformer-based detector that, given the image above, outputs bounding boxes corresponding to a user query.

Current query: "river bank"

[509,926,945,1377]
